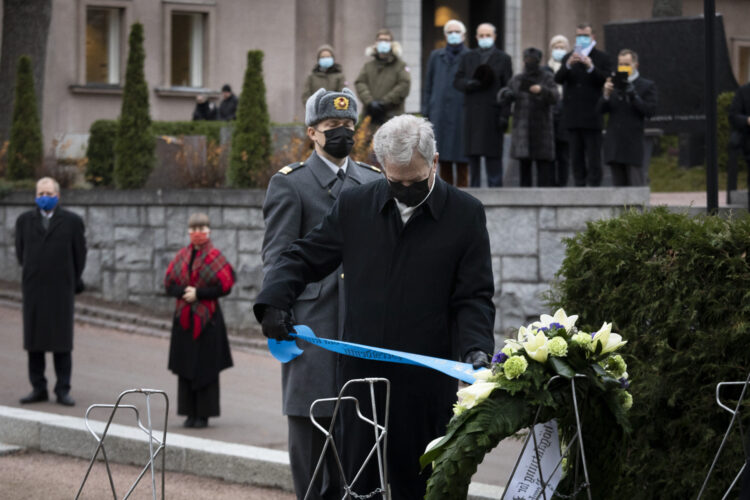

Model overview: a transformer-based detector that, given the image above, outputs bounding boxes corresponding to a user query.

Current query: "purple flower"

[492,352,508,364]
[550,322,564,330]
[539,327,549,333]
[619,377,630,389]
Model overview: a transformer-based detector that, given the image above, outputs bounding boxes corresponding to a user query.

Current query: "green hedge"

[548,208,750,499]
[152,120,225,144]
[8,55,43,180]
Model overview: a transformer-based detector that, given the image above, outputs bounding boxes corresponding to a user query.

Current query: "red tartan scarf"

[164,241,235,339]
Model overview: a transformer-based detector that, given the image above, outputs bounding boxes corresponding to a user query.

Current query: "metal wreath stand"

[75,388,169,500]
[696,371,750,499]
[305,377,391,500]
[501,374,593,500]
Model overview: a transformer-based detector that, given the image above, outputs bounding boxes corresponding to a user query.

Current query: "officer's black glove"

[260,306,295,341]
[465,79,482,92]
[464,350,490,369]
[368,100,385,114]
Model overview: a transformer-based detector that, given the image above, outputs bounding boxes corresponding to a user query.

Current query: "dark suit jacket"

[729,82,750,154]
[599,76,658,166]
[15,207,86,352]
[454,47,513,156]
[554,47,612,130]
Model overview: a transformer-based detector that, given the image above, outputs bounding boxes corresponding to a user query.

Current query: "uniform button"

[340,273,344,279]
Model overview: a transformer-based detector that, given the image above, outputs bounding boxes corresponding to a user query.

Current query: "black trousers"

[554,139,570,186]
[177,376,219,417]
[469,156,503,187]
[28,351,71,396]
[288,415,342,500]
[519,159,556,187]
[568,128,603,186]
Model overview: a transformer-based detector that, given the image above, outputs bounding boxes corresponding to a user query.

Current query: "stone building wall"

[0,188,649,336]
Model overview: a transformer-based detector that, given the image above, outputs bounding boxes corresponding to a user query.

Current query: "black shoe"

[183,417,196,428]
[56,393,75,406]
[20,389,48,404]
[193,417,208,429]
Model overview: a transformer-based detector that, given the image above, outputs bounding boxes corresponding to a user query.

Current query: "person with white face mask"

[355,29,411,126]
[301,44,346,105]
[422,19,470,186]
[544,34,571,186]
[453,22,513,187]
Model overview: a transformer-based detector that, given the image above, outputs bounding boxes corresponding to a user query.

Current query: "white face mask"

[551,48,566,62]
[377,41,392,54]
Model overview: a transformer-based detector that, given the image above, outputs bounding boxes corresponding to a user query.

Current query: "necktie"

[337,169,346,181]
[329,169,347,199]
[41,215,50,231]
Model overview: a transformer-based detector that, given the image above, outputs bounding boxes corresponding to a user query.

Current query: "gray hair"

[36,177,60,194]
[372,115,436,167]
[443,19,466,35]
[477,23,496,35]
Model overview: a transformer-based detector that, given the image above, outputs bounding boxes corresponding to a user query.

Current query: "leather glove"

[368,100,385,114]
[260,306,295,341]
[465,79,482,92]
[464,350,490,369]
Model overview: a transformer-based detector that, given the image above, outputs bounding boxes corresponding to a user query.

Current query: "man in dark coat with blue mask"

[422,19,469,186]
[254,115,495,499]
[261,87,382,500]
[15,177,86,406]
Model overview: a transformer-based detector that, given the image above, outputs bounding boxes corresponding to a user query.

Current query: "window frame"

[160,2,216,93]
[75,0,131,91]
[731,37,750,86]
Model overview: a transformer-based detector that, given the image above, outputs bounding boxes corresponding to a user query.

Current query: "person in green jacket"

[355,29,411,126]
[301,44,347,105]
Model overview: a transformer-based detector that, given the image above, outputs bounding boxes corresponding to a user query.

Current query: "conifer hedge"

[114,22,154,188]
[8,55,43,180]
[228,50,271,187]
[85,119,118,186]
[549,208,750,499]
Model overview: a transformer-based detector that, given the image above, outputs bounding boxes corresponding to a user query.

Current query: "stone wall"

[0,187,650,335]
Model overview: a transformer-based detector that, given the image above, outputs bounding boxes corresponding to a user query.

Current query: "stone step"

[0,442,23,456]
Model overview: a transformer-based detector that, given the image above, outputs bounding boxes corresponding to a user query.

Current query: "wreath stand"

[696,372,750,500]
[502,375,593,500]
[305,378,391,500]
[75,388,169,500]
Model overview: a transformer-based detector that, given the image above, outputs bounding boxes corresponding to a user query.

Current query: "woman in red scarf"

[164,213,235,428]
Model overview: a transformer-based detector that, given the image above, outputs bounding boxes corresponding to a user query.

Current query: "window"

[86,7,121,84]
[739,45,750,86]
[171,12,205,87]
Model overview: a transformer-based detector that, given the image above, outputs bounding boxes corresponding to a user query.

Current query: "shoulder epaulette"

[278,162,305,175]
[357,161,382,174]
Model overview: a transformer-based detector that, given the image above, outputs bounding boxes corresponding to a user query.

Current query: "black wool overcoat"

[598,76,658,167]
[554,47,612,130]
[15,208,86,352]
[729,82,750,154]
[254,177,495,496]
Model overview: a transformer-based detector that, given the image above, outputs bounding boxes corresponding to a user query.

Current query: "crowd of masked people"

[302,21,659,188]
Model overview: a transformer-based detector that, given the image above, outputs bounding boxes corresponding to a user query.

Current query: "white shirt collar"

[318,153,347,176]
[628,70,640,82]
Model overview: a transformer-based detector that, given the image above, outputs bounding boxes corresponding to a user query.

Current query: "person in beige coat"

[355,29,411,126]
[301,44,346,105]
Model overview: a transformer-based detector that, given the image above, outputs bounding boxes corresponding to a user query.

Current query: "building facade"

[0,0,748,155]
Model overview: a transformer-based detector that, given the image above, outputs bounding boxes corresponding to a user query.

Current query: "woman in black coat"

[164,213,235,428]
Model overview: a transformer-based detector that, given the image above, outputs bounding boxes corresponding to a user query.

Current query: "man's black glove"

[464,350,490,369]
[465,79,482,92]
[368,100,385,114]
[260,306,295,341]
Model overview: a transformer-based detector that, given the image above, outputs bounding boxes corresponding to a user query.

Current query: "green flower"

[618,390,633,410]
[548,336,569,357]
[605,354,627,378]
[503,355,528,380]
[501,345,517,357]
[571,332,592,346]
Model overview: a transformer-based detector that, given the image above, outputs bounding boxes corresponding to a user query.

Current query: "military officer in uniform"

[261,87,382,500]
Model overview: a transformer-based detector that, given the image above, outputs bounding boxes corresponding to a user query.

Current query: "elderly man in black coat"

[254,114,495,499]
[554,23,612,186]
[454,22,513,187]
[15,177,86,406]
[598,49,657,186]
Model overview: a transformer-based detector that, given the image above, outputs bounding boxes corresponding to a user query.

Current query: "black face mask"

[320,126,355,159]
[388,173,431,207]
[524,60,540,73]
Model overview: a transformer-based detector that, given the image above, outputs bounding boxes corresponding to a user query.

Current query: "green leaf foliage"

[8,55,43,180]
[114,22,155,188]
[548,208,750,499]
[228,50,271,187]
[85,119,118,186]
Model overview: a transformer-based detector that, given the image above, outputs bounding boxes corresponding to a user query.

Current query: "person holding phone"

[598,49,657,186]
[554,22,612,186]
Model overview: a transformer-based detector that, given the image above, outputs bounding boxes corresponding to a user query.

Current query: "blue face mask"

[552,48,567,62]
[477,37,494,49]
[575,35,591,48]
[318,57,334,69]
[36,195,58,212]
[446,32,462,45]
[376,41,392,54]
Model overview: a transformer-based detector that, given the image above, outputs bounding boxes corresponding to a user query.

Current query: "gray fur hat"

[305,87,358,126]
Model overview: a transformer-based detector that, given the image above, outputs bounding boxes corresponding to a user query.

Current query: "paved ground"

[0,449,295,499]
[0,303,523,489]
[650,190,731,207]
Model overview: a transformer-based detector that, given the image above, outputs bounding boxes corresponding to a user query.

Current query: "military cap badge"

[334,97,349,110]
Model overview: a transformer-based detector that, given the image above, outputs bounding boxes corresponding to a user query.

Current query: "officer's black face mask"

[319,126,355,159]
[388,171,432,207]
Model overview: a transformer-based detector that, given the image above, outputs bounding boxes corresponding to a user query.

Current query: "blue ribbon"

[267,325,480,384]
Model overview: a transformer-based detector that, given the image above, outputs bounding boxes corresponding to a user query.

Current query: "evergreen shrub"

[114,22,154,188]
[548,207,750,499]
[8,55,43,180]
[228,50,271,187]
[85,119,118,186]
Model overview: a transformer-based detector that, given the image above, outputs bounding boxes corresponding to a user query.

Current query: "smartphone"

[613,71,628,91]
